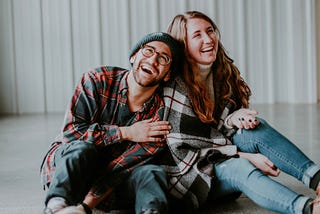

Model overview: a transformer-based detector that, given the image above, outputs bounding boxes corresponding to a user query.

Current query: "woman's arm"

[238,152,280,177]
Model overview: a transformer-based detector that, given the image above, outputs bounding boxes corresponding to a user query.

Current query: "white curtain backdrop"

[0,0,318,114]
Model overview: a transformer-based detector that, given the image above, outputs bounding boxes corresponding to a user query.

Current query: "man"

[41,32,182,214]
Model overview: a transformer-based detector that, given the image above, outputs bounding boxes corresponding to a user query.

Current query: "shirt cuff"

[224,113,234,129]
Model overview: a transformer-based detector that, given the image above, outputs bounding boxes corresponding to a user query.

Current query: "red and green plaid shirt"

[40,66,166,188]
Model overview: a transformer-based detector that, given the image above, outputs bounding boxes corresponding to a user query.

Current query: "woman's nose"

[203,34,213,43]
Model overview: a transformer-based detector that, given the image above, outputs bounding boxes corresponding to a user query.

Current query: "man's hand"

[119,119,171,143]
[239,152,280,177]
[229,108,260,129]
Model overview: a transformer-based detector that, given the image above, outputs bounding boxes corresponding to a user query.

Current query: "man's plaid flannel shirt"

[40,65,166,196]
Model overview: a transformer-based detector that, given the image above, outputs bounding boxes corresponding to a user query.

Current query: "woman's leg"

[209,158,311,214]
[232,118,320,188]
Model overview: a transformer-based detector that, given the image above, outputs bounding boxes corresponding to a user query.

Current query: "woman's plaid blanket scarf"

[161,77,237,209]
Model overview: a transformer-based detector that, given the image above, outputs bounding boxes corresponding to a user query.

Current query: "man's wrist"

[119,127,128,141]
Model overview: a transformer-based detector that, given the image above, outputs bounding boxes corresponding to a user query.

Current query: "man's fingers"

[149,130,170,137]
[146,136,166,143]
[150,124,171,131]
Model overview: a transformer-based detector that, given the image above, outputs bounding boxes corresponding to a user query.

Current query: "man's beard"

[132,68,162,87]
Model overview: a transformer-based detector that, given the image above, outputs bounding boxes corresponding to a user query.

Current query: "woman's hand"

[238,152,280,177]
[228,108,260,129]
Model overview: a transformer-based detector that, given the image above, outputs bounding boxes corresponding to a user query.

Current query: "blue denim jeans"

[114,164,168,214]
[208,117,320,213]
[46,142,168,213]
[232,118,320,187]
[211,158,309,214]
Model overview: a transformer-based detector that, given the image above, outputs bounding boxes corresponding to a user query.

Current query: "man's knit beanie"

[129,32,183,74]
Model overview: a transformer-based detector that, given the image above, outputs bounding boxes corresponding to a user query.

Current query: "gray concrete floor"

[0,104,319,214]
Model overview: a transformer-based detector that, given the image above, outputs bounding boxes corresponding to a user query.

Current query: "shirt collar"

[119,70,130,94]
[118,70,160,112]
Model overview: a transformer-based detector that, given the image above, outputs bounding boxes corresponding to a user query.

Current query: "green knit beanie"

[129,32,183,74]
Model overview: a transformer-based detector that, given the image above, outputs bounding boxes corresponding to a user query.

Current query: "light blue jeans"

[209,118,319,214]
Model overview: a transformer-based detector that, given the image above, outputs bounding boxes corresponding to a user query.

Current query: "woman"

[162,10,320,214]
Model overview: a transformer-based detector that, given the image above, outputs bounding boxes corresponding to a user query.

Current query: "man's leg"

[45,141,99,212]
[124,164,168,214]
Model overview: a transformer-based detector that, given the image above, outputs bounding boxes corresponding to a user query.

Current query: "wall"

[0,0,318,114]
[317,0,320,102]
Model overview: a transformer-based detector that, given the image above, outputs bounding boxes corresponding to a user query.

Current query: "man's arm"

[61,69,122,146]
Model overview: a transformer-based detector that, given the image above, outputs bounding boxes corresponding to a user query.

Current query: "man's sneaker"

[312,195,320,214]
[55,205,86,214]
[43,207,53,214]
[44,197,68,213]
[141,208,159,214]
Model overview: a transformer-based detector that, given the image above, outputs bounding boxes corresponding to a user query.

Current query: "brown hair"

[167,11,251,125]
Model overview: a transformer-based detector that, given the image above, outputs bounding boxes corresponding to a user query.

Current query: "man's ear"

[163,71,171,82]
[130,56,135,64]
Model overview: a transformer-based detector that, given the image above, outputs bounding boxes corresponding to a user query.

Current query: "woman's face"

[186,18,219,65]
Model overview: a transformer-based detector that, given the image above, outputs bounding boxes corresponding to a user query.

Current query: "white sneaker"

[312,196,320,214]
[55,205,86,214]
[45,197,68,213]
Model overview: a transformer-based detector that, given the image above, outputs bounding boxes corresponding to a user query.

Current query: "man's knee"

[56,141,98,166]
[59,141,96,158]
[133,165,165,176]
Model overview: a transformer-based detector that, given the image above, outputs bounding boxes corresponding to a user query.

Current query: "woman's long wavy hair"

[167,11,251,125]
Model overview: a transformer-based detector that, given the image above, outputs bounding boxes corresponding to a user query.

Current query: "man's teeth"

[142,67,152,74]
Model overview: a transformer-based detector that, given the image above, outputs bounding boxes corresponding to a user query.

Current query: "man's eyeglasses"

[141,45,172,66]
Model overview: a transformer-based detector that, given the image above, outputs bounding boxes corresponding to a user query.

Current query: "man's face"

[131,41,172,87]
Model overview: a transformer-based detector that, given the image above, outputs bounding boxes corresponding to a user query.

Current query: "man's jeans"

[45,142,168,213]
[115,164,168,214]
